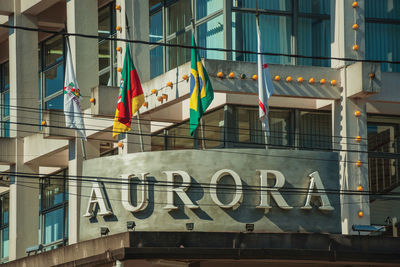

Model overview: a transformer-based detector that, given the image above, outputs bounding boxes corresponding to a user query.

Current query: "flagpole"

[191,9,206,150]
[65,34,88,158]
[125,14,144,152]
[256,3,269,149]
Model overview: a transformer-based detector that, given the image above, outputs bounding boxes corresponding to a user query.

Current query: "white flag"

[64,40,87,140]
[257,16,275,137]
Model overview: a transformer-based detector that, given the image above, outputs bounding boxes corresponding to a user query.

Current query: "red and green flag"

[112,44,145,137]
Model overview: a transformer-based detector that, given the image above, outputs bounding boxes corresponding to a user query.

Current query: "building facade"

[0,0,399,266]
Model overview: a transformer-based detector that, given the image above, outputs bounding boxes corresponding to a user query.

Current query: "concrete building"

[0,0,399,266]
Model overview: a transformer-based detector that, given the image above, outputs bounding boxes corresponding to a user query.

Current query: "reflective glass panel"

[366,0,400,19]
[150,10,163,42]
[366,22,400,72]
[167,123,195,150]
[42,177,65,210]
[198,15,224,60]
[2,195,8,225]
[166,0,191,35]
[98,5,111,36]
[44,208,64,244]
[3,91,9,117]
[45,63,64,97]
[197,0,223,19]
[150,46,164,78]
[2,227,8,258]
[233,0,291,11]
[299,111,332,150]
[99,40,111,71]
[3,62,9,90]
[44,35,63,68]
[232,12,292,64]
[299,0,330,14]
[203,108,224,148]
[167,31,191,71]
[298,17,331,67]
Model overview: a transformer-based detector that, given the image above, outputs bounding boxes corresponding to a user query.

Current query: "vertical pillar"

[8,1,40,260]
[116,0,150,154]
[223,0,232,61]
[68,139,99,244]
[9,139,39,260]
[66,0,99,111]
[331,0,365,68]
[334,67,370,235]
[116,0,150,82]
[9,7,38,138]
[66,0,99,244]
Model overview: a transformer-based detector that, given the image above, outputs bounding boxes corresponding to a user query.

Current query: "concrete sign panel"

[80,149,341,241]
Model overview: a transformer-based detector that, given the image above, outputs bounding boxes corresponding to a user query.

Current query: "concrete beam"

[0,138,16,164]
[0,0,13,15]
[21,0,63,15]
[368,72,400,104]
[346,62,381,98]
[23,133,68,165]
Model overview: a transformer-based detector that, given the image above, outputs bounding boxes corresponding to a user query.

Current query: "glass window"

[1,62,10,138]
[166,122,196,150]
[167,31,191,71]
[368,122,400,193]
[150,9,163,42]
[202,107,224,148]
[299,0,330,14]
[365,23,400,72]
[98,3,117,86]
[150,46,164,78]
[44,35,63,68]
[298,17,331,67]
[299,111,332,150]
[166,0,191,35]
[0,193,9,260]
[197,0,223,20]
[233,0,291,11]
[198,15,224,60]
[44,63,64,98]
[40,171,68,249]
[232,12,292,64]
[365,0,400,19]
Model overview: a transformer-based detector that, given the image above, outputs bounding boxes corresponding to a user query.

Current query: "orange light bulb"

[182,74,188,80]
[116,46,122,52]
[369,73,375,79]
[252,74,258,80]
[358,211,364,217]
[217,72,224,78]
[357,185,363,191]
[352,1,358,8]
[331,80,337,86]
[355,110,361,117]
[118,142,123,148]
[320,78,326,84]
[356,160,362,167]
[89,97,95,103]
[309,77,315,84]
[352,24,359,30]
[229,72,235,78]
[274,75,281,81]
[353,44,359,51]
[117,67,122,72]
[41,120,46,126]
[286,76,292,82]
[143,102,148,108]
[162,94,168,99]
[167,81,173,88]
[297,77,303,83]
[116,25,122,31]
[356,136,362,143]
[115,5,121,10]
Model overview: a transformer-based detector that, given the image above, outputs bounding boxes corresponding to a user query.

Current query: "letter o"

[209,169,243,209]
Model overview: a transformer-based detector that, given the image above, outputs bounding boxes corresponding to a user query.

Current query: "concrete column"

[66,0,99,111]
[331,0,365,68]
[8,4,38,138]
[68,139,99,244]
[66,0,99,244]
[9,138,39,260]
[116,0,150,82]
[334,66,370,235]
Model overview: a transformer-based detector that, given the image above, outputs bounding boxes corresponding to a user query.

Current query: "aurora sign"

[79,149,341,240]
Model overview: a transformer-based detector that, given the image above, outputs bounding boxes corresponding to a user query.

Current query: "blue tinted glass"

[3,91,9,117]
[197,0,223,20]
[298,17,331,67]
[2,195,8,225]
[2,227,8,258]
[198,15,224,60]
[150,11,163,42]
[150,46,164,78]
[232,12,292,64]
[45,63,64,97]
[366,22,400,72]
[233,0,291,11]
[299,0,330,14]
[366,0,400,19]
[45,94,63,110]
[4,121,9,138]
[44,208,64,244]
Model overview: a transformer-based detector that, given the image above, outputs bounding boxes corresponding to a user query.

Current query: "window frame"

[0,192,9,262]
[0,62,10,137]
[39,169,68,251]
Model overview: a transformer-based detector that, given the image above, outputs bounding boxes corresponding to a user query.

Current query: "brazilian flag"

[189,33,214,136]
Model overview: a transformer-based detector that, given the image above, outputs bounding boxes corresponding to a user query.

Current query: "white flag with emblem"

[257,16,275,137]
[64,40,87,140]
